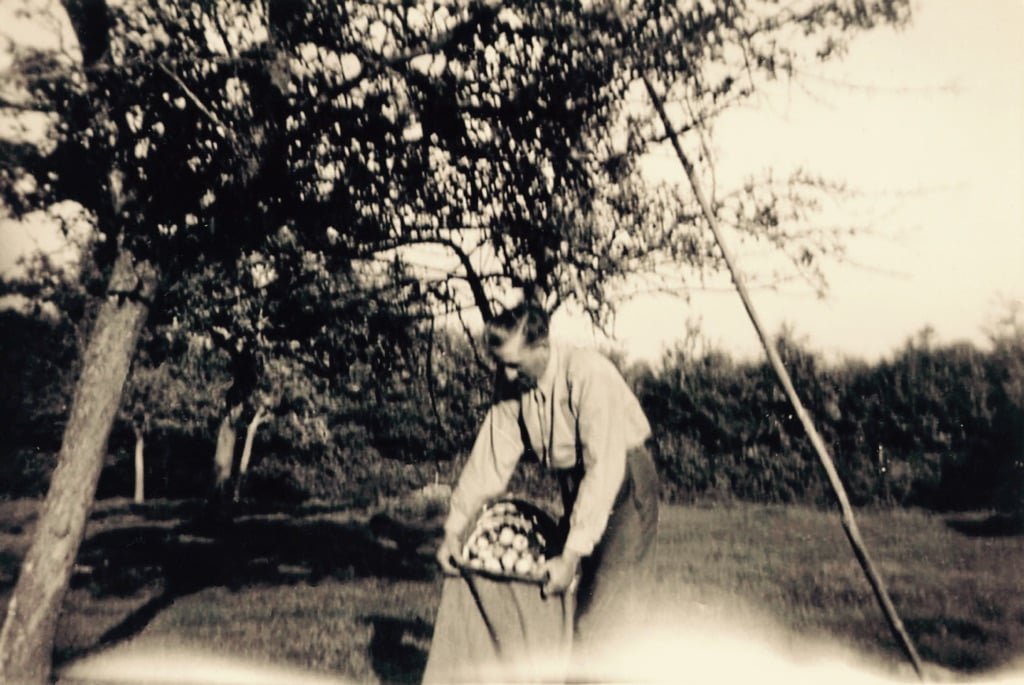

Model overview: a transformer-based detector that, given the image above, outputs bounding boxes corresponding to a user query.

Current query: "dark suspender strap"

[516,402,539,464]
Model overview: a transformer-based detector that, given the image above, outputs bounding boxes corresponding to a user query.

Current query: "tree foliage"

[4,0,912,324]
[632,325,1024,512]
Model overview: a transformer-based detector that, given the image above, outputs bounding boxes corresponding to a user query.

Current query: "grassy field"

[2,498,1023,684]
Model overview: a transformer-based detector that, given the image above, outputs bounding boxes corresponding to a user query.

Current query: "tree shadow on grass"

[364,614,433,685]
[59,510,441,667]
[944,513,1024,538]
[88,498,209,523]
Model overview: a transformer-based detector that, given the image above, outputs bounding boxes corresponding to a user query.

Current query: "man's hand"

[435,535,462,576]
[541,551,581,597]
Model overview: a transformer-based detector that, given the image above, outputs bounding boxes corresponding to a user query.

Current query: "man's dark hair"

[486,301,550,349]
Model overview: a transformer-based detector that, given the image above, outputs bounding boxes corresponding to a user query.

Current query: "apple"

[501,549,519,572]
[498,526,516,546]
[514,556,534,576]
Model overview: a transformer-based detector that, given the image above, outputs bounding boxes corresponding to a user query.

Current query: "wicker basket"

[456,498,562,584]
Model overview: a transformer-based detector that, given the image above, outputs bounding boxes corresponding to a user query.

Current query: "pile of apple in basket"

[459,499,561,583]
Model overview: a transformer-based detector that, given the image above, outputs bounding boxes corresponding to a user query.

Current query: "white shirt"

[444,342,651,556]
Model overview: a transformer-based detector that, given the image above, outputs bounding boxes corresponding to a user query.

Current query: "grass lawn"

[650,505,1024,676]
[2,498,1023,684]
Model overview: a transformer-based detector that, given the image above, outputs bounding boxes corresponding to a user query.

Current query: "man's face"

[491,328,550,391]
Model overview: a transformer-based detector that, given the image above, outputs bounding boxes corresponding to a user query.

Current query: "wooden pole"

[634,68,927,680]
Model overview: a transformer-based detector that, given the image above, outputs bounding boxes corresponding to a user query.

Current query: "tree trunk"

[233,405,268,503]
[213,403,242,489]
[0,246,158,685]
[132,422,145,504]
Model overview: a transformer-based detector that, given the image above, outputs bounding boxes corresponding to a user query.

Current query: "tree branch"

[156,62,236,141]
[0,96,57,113]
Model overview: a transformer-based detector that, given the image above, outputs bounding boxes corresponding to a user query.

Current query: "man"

[436,300,659,651]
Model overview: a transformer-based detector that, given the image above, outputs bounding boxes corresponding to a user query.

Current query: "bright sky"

[585,0,1024,364]
[2,0,1022,366]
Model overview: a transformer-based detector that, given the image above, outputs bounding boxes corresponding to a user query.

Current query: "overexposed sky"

[595,0,1024,364]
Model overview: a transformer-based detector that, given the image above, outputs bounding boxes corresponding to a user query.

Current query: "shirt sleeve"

[443,397,524,541]
[563,353,645,556]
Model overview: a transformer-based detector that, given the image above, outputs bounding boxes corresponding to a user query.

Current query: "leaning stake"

[635,70,926,680]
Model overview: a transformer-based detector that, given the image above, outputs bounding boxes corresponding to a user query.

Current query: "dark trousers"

[558,443,660,651]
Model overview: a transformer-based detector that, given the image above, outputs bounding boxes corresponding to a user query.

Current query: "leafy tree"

[983,303,1024,515]
[112,322,229,502]
[0,302,74,496]
[0,248,95,497]
[117,332,166,503]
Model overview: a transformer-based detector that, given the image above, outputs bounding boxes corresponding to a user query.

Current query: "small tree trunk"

[210,402,243,518]
[233,406,268,503]
[132,422,145,504]
[0,245,158,685]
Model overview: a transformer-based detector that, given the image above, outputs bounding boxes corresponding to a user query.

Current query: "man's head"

[486,302,551,390]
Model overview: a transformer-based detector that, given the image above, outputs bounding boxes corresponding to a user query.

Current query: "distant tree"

[984,299,1024,516]
[0,249,93,496]
[0,304,75,496]
[233,402,269,503]
[119,334,164,503]
[114,321,227,502]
